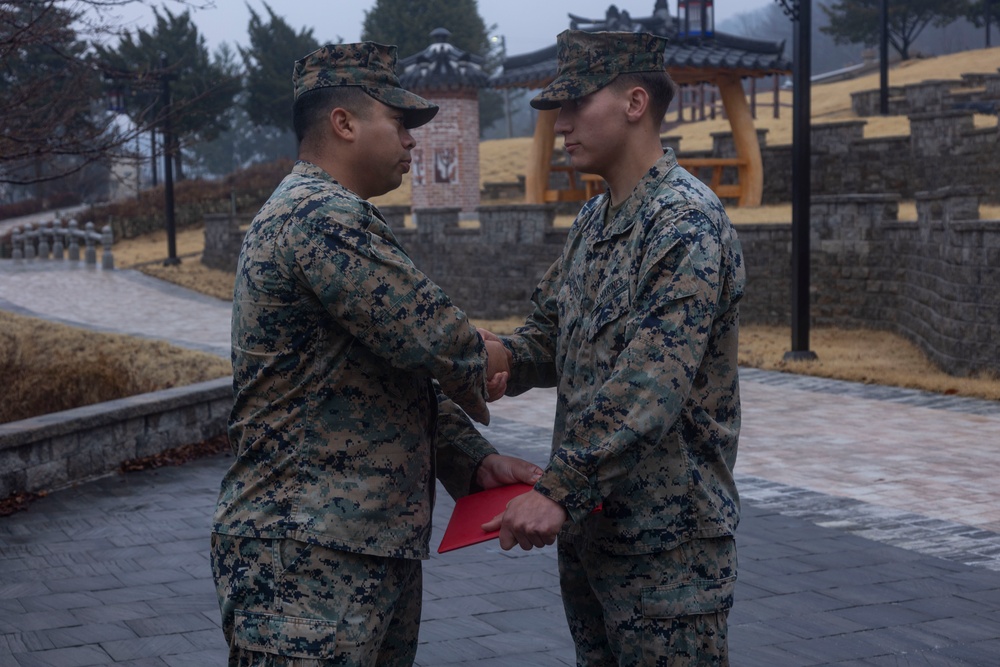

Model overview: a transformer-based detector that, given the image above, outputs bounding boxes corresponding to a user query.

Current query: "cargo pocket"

[233,609,339,659]
[641,574,735,619]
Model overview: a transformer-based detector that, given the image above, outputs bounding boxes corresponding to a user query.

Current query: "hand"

[485,370,508,402]
[477,327,503,343]
[482,334,511,401]
[483,338,511,377]
[482,490,567,551]
[475,453,543,490]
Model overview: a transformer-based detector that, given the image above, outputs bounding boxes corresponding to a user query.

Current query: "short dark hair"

[292,86,373,145]
[611,71,677,128]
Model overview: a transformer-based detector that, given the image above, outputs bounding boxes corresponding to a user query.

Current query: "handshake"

[480,328,511,401]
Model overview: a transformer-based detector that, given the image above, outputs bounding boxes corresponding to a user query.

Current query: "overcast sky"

[106,0,777,57]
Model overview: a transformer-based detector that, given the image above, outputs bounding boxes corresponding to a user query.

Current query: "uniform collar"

[592,149,678,242]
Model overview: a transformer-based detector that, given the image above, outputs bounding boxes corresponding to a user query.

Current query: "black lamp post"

[677,0,715,38]
[104,57,179,265]
[775,0,817,361]
[879,0,889,115]
[159,52,180,267]
[987,0,994,47]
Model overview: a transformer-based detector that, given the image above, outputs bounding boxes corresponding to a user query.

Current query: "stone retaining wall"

[199,194,1000,378]
[398,206,569,320]
[739,188,1000,377]
[754,109,999,205]
[202,213,246,272]
[0,378,232,498]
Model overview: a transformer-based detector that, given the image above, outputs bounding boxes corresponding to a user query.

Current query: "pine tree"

[821,0,966,61]
[240,3,320,134]
[0,2,115,187]
[361,0,506,135]
[95,7,241,180]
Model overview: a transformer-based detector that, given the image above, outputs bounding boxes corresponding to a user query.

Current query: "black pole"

[783,0,817,361]
[879,0,889,115]
[160,53,180,266]
[150,127,158,187]
[988,0,993,48]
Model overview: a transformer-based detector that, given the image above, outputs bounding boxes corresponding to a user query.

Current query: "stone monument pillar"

[399,28,488,217]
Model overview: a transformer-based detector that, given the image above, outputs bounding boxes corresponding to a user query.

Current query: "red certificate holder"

[437,483,534,553]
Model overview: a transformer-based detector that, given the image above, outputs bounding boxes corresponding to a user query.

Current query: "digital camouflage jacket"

[503,149,746,555]
[214,161,496,560]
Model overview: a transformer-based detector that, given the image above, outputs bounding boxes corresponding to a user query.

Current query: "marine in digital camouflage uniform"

[210,42,542,667]
[485,30,746,665]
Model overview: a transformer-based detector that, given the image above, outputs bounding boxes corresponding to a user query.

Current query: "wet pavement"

[3,257,1000,666]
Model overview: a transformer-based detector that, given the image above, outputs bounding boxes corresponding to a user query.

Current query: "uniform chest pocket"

[587,279,631,342]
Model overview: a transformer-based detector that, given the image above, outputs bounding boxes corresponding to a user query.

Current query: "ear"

[329,107,357,142]
[624,86,650,124]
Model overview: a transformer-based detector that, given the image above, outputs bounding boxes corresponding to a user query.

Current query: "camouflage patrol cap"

[293,42,439,129]
[531,30,668,110]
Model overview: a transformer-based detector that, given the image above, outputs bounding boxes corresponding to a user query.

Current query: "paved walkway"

[3,257,1000,666]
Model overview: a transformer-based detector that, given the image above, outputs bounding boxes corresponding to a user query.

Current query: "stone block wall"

[398,205,568,320]
[851,87,907,117]
[738,189,1000,377]
[0,378,232,498]
[202,213,248,272]
[746,108,999,205]
[199,190,1000,376]
[734,223,791,324]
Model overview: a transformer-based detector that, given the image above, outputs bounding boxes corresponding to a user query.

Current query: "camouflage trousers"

[210,533,422,666]
[558,534,737,667]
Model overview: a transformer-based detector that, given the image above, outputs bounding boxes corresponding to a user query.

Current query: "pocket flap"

[641,575,735,618]
[233,609,339,658]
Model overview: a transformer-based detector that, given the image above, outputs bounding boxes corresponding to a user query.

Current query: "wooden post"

[524,108,559,204]
[717,73,763,207]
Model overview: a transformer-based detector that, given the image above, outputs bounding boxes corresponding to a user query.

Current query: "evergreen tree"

[240,3,320,135]
[95,7,241,180]
[0,2,118,187]
[821,0,966,60]
[361,0,504,135]
[362,0,490,59]
[964,0,1000,45]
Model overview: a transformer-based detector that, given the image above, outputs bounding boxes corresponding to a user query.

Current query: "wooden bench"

[544,156,749,203]
[677,157,748,201]
[542,165,588,202]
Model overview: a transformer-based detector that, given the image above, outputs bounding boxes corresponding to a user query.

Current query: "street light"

[879,0,889,115]
[159,52,180,267]
[774,0,817,361]
[677,0,715,38]
[104,56,179,265]
[491,34,513,138]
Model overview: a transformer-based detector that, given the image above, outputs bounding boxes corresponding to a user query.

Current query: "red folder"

[437,483,534,553]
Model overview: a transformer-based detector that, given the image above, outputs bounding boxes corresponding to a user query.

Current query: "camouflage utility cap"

[294,42,439,129]
[531,30,668,110]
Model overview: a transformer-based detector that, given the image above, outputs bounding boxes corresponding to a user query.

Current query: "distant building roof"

[400,28,490,92]
[493,2,791,89]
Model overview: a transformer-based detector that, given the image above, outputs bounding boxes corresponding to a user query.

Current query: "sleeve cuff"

[534,454,601,523]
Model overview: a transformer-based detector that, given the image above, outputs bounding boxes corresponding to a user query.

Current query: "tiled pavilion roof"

[492,2,791,88]
[399,28,490,92]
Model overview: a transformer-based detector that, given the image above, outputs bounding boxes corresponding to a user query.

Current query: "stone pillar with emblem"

[399,28,489,218]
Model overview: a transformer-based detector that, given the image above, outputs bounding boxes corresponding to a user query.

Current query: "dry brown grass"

[0,310,231,424]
